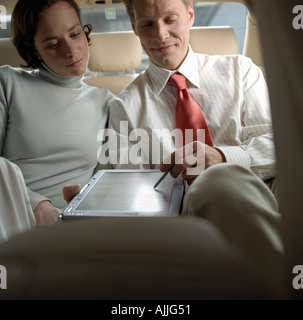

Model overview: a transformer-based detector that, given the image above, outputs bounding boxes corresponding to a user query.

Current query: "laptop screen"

[60,169,185,219]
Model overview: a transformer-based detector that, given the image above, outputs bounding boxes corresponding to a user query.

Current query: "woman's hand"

[62,184,81,204]
[33,200,59,226]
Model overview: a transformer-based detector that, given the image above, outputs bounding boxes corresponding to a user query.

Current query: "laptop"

[59,169,185,220]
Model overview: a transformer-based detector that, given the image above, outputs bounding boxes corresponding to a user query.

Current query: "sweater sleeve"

[26,187,52,211]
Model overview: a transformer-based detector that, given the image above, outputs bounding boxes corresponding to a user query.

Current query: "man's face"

[131,0,194,70]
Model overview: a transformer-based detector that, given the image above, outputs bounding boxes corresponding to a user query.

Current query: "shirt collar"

[147,46,201,95]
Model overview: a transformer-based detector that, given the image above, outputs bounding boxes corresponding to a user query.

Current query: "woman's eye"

[48,43,58,49]
[71,32,80,39]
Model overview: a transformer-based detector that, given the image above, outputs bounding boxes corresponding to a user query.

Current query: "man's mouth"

[152,44,175,53]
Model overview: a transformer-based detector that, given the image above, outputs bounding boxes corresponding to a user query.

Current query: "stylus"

[153,168,171,189]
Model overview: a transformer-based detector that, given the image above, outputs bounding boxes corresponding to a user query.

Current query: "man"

[106,0,283,280]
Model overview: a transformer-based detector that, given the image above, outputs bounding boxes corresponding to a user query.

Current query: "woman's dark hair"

[12,0,92,69]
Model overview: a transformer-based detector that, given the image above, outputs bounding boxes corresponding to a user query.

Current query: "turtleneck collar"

[34,62,83,89]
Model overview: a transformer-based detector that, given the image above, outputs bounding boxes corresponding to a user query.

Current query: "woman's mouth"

[67,58,84,67]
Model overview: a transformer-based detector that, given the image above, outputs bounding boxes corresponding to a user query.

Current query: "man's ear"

[188,4,195,27]
[131,20,138,36]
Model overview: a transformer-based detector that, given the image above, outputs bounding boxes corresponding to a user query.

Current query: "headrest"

[0,38,26,67]
[189,27,238,55]
[0,27,238,70]
[83,74,138,95]
[88,31,143,73]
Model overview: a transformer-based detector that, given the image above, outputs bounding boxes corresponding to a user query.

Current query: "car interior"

[0,0,302,301]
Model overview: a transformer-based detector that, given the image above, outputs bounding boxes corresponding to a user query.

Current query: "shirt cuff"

[215,146,251,169]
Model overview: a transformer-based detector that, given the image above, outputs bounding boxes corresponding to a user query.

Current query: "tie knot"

[169,73,188,92]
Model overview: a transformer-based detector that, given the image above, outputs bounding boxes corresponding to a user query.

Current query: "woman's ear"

[34,50,42,61]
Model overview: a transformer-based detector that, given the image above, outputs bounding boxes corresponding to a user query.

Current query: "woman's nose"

[63,41,75,57]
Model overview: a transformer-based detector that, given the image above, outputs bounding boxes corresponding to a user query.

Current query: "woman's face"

[34,1,89,77]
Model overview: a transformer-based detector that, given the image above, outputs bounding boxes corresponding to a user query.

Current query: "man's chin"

[151,56,180,70]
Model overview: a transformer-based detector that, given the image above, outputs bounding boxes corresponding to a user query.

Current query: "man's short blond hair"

[123,0,193,22]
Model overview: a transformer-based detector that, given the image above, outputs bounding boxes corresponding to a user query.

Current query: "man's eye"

[141,23,153,28]
[165,15,178,24]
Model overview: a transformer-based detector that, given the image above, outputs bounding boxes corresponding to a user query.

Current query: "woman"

[0,0,114,235]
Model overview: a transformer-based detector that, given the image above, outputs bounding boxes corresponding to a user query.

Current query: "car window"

[0,5,10,38]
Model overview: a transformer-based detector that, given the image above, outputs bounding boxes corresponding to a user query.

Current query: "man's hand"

[33,200,59,226]
[160,141,226,185]
[62,184,81,204]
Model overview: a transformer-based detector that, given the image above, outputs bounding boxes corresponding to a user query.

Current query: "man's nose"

[155,22,169,41]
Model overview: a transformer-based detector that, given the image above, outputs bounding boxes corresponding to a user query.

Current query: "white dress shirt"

[108,47,275,180]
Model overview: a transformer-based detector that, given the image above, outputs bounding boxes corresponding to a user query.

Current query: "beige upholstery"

[0,216,275,299]
[189,26,238,55]
[0,38,26,67]
[87,32,142,73]
[83,74,139,94]
[84,27,238,94]
[0,28,238,94]
[83,31,143,95]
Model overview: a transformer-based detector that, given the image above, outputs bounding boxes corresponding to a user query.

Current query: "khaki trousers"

[182,163,284,291]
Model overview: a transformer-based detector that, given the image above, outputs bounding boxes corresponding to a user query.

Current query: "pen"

[154,168,172,189]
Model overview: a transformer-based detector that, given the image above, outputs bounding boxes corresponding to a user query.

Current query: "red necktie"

[169,73,213,147]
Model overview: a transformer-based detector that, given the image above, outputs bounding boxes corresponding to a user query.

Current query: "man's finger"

[160,150,176,172]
